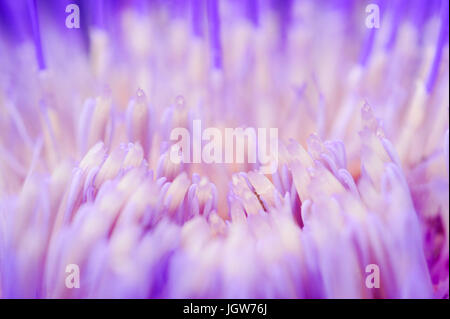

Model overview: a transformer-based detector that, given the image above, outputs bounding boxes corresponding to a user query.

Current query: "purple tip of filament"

[359,0,386,67]
[246,0,259,27]
[425,0,449,93]
[191,0,204,37]
[90,0,105,29]
[274,0,293,49]
[359,28,376,67]
[384,0,406,51]
[0,1,25,43]
[206,0,222,69]
[27,0,46,70]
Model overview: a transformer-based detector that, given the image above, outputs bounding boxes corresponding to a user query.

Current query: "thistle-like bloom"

[0,0,448,298]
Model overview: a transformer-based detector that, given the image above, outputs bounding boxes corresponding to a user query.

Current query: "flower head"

[0,0,448,299]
